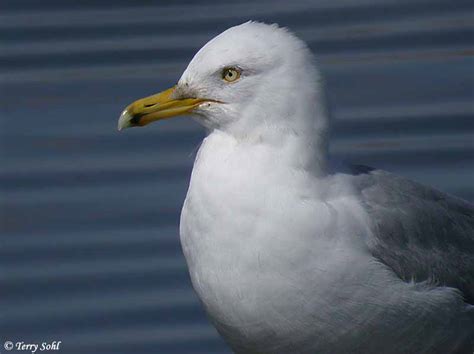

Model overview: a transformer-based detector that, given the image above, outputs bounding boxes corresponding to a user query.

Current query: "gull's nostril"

[130,116,141,125]
[144,103,156,108]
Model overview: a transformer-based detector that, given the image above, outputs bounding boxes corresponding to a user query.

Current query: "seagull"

[118,22,474,354]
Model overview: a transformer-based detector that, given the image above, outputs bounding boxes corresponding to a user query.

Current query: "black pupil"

[228,71,233,77]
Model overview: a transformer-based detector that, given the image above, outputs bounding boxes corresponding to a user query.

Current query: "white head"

[118,22,329,161]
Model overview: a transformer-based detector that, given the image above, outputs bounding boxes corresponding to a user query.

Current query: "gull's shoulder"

[347,165,474,304]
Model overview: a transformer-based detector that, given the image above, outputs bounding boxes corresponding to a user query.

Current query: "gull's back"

[353,166,474,303]
[352,165,474,352]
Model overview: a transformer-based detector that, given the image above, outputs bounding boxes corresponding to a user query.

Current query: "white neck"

[210,102,329,177]
[214,56,330,177]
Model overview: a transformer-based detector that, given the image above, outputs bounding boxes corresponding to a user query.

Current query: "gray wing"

[352,165,474,304]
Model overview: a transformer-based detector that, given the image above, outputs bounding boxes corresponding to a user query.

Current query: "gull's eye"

[222,67,241,83]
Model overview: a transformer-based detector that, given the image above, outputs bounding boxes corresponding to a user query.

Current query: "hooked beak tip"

[117,109,133,131]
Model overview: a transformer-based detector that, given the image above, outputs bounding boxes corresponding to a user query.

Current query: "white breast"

[180,132,369,350]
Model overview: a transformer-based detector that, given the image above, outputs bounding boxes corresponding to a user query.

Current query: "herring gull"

[118,22,474,354]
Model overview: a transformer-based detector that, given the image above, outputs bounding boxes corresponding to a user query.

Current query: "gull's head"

[118,22,327,139]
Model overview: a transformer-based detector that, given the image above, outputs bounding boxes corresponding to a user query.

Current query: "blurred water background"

[1,0,473,353]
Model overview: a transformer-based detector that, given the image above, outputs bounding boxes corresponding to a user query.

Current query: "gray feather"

[352,165,474,304]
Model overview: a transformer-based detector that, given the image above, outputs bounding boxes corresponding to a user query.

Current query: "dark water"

[1,0,473,353]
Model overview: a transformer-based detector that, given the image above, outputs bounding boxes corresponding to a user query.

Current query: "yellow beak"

[117,86,211,131]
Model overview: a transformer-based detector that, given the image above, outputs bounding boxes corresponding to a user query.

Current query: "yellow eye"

[222,67,241,82]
